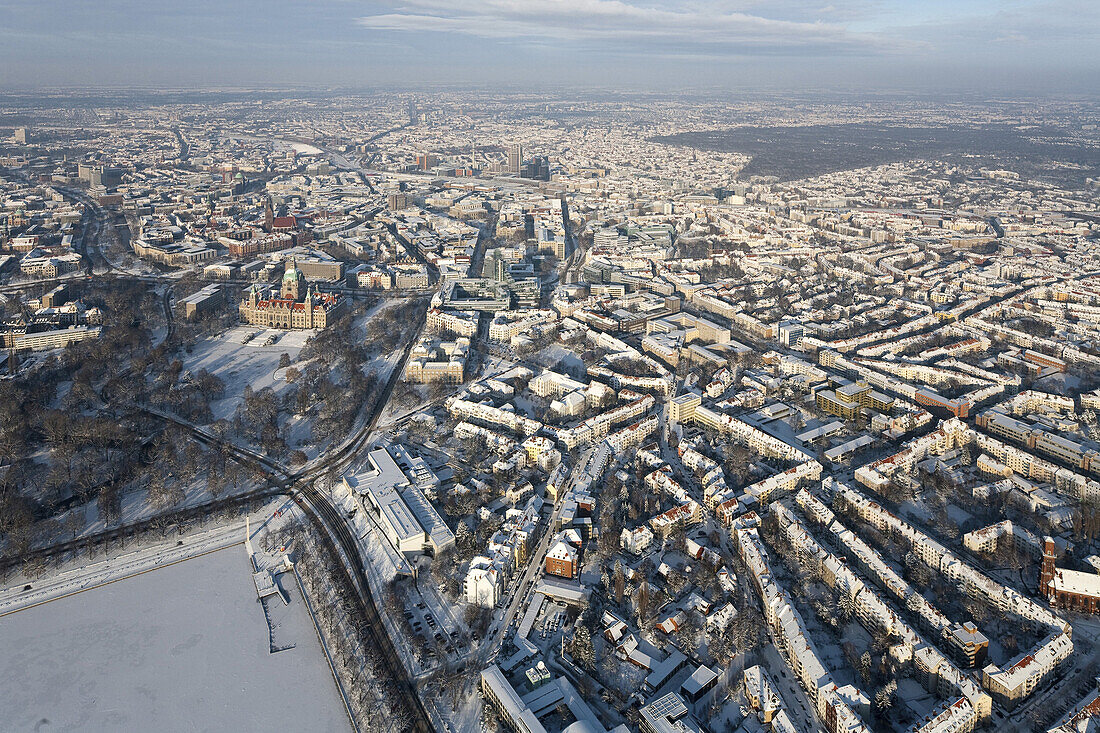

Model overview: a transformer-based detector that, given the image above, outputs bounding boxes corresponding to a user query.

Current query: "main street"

[484,446,595,664]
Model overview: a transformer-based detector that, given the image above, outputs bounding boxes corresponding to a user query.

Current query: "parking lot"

[404,596,462,661]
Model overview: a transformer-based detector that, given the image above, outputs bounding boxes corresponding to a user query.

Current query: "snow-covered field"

[0,545,350,733]
[183,326,313,422]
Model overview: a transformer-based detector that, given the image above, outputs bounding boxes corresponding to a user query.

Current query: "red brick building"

[1041,536,1100,613]
[545,539,578,579]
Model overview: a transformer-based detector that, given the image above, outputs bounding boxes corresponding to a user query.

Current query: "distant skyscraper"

[508,144,523,174]
[521,156,551,181]
[416,152,439,171]
[13,127,27,144]
[77,162,123,189]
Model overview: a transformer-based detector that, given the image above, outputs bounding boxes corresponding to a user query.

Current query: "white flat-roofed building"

[488,309,557,342]
[480,664,546,733]
[20,250,83,276]
[2,325,101,351]
[797,421,845,444]
[639,692,702,733]
[825,434,875,462]
[426,307,478,337]
[680,665,719,705]
[530,369,588,399]
[392,263,430,289]
[181,283,224,319]
[400,484,454,554]
[344,446,426,554]
[448,397,543,437]
[481,663,630,733]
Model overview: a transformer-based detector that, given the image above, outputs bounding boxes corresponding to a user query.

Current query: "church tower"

[1040,536,1057,603]
[281,258,305,301]
[264,196,274,233]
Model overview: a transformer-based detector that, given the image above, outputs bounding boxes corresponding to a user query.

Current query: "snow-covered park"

[0,545,350,733]
[183,326,313,422]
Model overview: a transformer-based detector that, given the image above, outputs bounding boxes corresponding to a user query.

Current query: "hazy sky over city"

[0,0,1097,93]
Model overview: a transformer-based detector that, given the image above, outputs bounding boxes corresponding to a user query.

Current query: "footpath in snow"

[0,496,297,618]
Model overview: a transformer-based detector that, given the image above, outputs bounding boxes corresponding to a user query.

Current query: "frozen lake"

[0,546,350,733]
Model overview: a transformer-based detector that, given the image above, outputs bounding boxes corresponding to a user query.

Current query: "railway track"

[2,478,433,730]
[149,295,427,491]
[294,483,434,732]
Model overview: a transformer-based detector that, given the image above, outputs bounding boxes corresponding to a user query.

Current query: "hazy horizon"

[0,0,1097,96]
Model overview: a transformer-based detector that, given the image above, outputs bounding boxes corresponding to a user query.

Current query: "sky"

[0,0,1097,94]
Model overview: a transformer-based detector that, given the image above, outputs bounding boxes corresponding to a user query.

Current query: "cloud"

[356,0,897,56]
[887,0,1100,49]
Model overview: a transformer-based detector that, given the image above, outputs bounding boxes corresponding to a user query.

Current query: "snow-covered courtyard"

[0,545,350,733]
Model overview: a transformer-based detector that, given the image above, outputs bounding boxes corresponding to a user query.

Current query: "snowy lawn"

[182,327,313,423]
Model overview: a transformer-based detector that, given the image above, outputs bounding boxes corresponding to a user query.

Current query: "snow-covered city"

[1,2,1100,732]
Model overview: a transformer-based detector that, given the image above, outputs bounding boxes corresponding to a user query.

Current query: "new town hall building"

[239,260,347,329]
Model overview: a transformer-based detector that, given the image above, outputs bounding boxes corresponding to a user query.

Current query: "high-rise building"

[77,163,123,189]
[521,156,550,181]
[13,128,27,144]
[508,144,523,174]
[388,192,409,211]
[778,320,804,349]
[416,153,438,171]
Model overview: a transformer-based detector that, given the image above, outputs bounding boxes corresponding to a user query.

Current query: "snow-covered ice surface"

[279,141,323,156]
[0,545,350,733]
